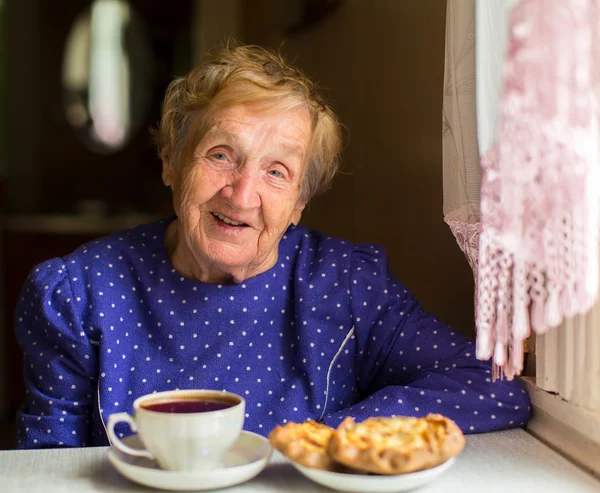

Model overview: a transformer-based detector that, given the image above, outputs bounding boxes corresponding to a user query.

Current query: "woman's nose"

[221,171,261,209]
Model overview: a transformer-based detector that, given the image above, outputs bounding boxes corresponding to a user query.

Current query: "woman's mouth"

[211,212,248,227]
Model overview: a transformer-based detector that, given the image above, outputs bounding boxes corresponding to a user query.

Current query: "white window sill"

[522,376,600,478]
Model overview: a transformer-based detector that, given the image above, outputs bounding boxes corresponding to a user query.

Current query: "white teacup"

[107,389,245,472]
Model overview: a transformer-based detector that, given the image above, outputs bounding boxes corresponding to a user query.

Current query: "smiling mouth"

[211,212,248,227]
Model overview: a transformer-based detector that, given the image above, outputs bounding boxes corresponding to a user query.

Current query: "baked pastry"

[327,414,465,474]
[268,420,341,471]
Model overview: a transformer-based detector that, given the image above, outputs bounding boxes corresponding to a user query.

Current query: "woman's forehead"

[200,105,312,150]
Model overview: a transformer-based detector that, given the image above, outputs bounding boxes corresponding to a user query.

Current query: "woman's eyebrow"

[276,143,305,161]
[202,127,240,145]
[202,126,305,162]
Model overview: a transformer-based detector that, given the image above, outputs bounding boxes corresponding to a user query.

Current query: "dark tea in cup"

[141,397,237,414]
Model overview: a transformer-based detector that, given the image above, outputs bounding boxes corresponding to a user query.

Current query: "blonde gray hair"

[155,43,342,203]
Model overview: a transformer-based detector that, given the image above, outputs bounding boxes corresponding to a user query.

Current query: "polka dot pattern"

[15,219,531,448]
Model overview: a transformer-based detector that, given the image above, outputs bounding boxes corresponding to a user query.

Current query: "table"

[1,429,599,492]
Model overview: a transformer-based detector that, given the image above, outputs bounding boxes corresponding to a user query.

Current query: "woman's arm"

[15,258,98,448]
[322,245,531,433]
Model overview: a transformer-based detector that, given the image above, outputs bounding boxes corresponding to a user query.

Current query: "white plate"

[108,431,272,491]
[290,457,456,493]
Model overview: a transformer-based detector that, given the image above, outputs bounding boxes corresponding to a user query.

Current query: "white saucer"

[108,431,272,491]
[290,457,456,493]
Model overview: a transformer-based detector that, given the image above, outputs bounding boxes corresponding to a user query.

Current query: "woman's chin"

[202,244,277,281]
[203,244,253,271]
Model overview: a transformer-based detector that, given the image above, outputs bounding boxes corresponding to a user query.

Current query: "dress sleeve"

[322,244,531,433]
[15,258,98,448]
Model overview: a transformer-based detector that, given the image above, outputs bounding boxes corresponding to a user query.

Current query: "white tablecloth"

[0,429,598,492]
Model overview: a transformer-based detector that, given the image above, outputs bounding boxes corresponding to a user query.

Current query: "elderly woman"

[16,45,530,448]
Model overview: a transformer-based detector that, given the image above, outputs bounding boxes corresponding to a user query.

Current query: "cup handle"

[107,412,154,460]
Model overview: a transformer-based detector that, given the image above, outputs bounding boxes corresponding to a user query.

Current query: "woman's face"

[163,104,312,282]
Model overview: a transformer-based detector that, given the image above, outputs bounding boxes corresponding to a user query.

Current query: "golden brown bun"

[268,420,343,471]
[327,414,465,475]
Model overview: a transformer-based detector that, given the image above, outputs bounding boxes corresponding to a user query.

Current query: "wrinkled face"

[163,104,312,282]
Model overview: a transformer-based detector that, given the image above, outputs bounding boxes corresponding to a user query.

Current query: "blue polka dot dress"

[15,219,531,448]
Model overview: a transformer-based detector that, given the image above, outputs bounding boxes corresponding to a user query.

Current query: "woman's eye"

[212,152,227,161]
[268,169,284,178]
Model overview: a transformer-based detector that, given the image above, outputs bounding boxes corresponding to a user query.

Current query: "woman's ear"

[161,150,173,187]
[291,202,306,226]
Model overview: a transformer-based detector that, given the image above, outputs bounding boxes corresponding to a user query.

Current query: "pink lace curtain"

[443,0,600,379]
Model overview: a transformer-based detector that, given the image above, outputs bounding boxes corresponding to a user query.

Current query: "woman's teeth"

[212,212,246,226]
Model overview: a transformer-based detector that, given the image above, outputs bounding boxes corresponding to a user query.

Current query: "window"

[524,301,600,477]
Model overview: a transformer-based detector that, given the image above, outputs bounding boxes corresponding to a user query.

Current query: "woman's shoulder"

[285,225,388,268]
[62,217,170,265]
[22,218,170,293]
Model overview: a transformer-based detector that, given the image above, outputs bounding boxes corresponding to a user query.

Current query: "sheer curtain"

[442,0,480,279]
[443,0,600,379]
